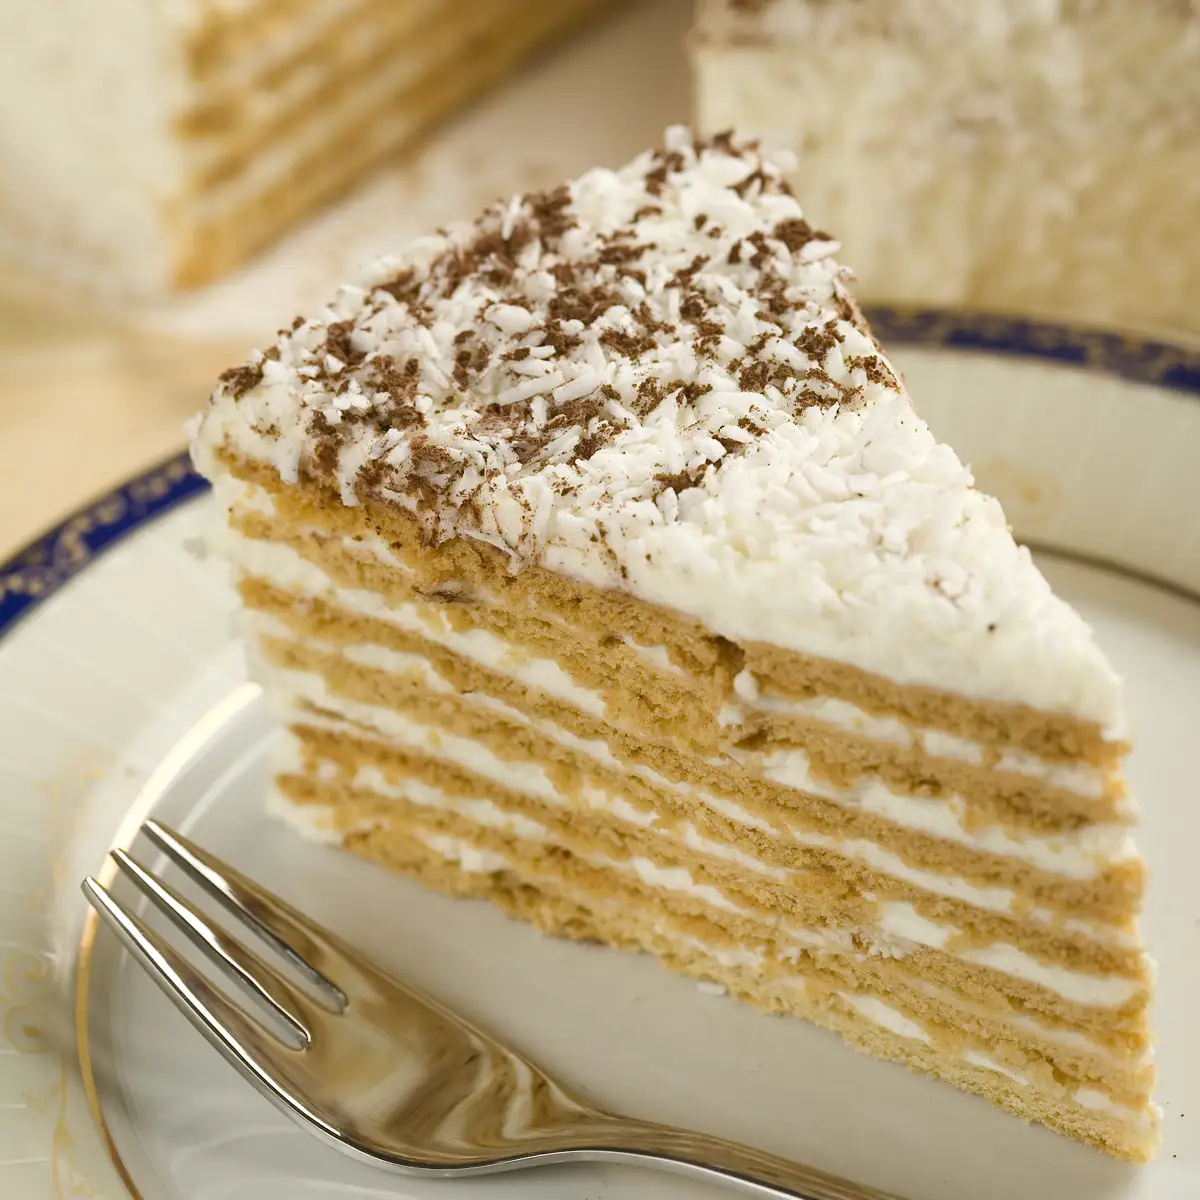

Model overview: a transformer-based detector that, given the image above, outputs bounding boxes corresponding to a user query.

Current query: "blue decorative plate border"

[0,452,206,640]
[867,307,1200,393]
[2,309,1199,645]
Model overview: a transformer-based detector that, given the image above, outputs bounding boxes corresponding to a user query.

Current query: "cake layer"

[180,0,442,123]
[249,616,1143,935]
[233,575,1138,896]
[264,782,1158,1160]
[185,0,351,78]
[261,662,1151,1021]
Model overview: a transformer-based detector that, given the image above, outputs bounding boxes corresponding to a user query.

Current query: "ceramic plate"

[2,317,1199,1200]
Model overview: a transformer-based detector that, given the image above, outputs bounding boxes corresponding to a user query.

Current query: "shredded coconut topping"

[193,127,1123,728]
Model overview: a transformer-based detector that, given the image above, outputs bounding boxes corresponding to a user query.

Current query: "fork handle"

[579,1121,905,1200]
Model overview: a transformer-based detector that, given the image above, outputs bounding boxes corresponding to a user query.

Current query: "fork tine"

[141,820,347,1010]
[83,876,306,1097]
[110,848,312,1046]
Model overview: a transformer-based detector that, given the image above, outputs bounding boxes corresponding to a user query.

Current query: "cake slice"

[190,127,1157,1160]
[691,0,1200,332]
[0,0,610,298]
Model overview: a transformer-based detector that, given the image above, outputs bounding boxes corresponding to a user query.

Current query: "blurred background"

[1,0,1196,555]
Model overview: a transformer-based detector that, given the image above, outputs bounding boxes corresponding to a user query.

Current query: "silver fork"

[83,820,904,1200]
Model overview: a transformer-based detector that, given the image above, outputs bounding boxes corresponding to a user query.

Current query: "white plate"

[2,320,1200,1200]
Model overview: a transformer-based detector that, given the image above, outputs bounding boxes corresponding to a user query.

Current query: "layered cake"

[191,128,1158,1159]
[0,0,609,298]
[692,0,1200,332]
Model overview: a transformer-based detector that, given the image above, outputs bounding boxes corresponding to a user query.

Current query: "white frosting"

[193,127,1124,729]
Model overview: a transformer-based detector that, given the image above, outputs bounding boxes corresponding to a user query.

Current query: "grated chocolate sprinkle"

[200,126,904,552]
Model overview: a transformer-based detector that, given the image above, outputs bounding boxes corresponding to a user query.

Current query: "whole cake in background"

[191,127,1158,1160]
[691,0,1200,333]
[0,0,609,299]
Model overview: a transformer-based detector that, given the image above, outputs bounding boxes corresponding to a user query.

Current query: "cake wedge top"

[191,126,1121,730]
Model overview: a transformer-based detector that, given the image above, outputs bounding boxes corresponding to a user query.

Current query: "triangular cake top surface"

[193,127,1120,727]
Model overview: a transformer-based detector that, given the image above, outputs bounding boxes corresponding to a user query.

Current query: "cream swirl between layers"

[265,666,1144,1010]
[220,523,1134,885]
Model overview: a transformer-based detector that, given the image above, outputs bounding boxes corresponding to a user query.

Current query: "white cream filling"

[268,791,1153,1129]
[264,786,348,844]
[258,628,1136,946]
[679,822,789,880]
[266,786,1149,1116]
[599,855,746,914]
[754,744,1132,881]
[227,487,693,687]
[960,944,1140,1008]
[1006,1013,1128,1058]
[877,901,954,950]
[273,662,1018,918]
[217,476,279,517]
[233,555,1131,890]
[621,635,683,675]
[731,668,1109,800]
[270,638,1142,955]
[265,633,1144,944]
[220,528,607,717]
[416,831,511,875]
[269,686,1143,1010]
[839,992,931,1044]
[1072,1088,1160,1131]
[962,1050,1030,1086]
